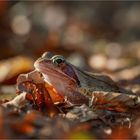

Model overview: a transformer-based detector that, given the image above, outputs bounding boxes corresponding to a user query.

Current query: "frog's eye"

[52,55,65,65]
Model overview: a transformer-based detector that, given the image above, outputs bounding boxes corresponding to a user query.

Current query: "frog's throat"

[42,73,52,85]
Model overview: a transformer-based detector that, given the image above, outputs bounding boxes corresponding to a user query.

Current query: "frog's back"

[82,76,120,93]
[73,67,119,92]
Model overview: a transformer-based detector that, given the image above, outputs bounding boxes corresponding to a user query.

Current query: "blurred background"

[0,1,140,87]
[0,2,140,139]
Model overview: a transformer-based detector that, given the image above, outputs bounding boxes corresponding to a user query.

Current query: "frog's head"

[34,52,81,97]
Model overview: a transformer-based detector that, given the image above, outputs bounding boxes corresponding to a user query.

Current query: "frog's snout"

[34,58,42,70]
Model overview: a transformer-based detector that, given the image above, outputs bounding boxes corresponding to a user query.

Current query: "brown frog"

[16,52,140,113]
[34,52,140,111]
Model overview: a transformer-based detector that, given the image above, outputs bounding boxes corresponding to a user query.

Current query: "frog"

[32,52,140,112]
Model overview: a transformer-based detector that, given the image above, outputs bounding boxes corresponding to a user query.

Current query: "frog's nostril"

[41,52,54,59]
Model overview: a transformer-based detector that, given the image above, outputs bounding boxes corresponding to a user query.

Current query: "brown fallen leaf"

[2,92,27,108]
[107,125,134,139]
[91,91,140,112]
[0,56,33,84]
[11,120,35,136]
